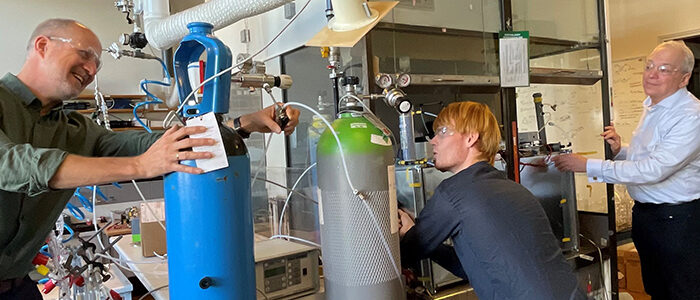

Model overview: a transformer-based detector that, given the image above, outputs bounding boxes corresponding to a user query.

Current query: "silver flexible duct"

[143,0,292,50]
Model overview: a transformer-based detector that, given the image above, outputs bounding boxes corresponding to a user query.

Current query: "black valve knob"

[343,76,359,86]
[121,32,148,49]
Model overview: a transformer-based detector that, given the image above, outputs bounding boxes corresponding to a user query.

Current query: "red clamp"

[110,289,123,300]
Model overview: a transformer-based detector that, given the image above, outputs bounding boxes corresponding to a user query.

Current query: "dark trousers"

[0,276,41,300]
[632,200,700,300]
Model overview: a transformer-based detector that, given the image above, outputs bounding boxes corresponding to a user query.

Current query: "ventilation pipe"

[141,0,292,50]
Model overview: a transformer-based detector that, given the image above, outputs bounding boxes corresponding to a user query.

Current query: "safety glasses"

[644,61,680,76]
[48,36,102,71]
[434,126,456,139]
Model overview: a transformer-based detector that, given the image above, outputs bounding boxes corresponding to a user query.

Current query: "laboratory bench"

[111,235,477,300]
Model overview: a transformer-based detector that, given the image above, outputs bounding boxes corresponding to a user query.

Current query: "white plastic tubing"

[140,0,292,50]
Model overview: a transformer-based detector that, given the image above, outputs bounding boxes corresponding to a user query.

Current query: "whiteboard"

[611,57,646,142]
[610,56,647,231]
[516,83,608,213]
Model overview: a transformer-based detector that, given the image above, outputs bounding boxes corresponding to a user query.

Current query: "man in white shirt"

[553,41,700,299]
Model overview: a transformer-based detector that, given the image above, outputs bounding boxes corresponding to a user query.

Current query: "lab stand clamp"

[519,92,571,158]
[517,92,580,254]
[37,218,125,300]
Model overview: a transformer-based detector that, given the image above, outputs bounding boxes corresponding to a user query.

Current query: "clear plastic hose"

[278,162,316,235]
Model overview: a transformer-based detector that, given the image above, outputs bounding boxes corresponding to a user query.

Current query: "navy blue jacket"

[401,162,585,300]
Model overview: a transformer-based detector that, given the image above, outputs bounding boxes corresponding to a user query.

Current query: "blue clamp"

[39,245,52,258]
[85,186,109,202]
[62,224,74,243]
[72,188,94,213]
[65,203,85,221]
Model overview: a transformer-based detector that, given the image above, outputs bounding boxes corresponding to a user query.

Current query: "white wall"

[0,0,162,95]
[609,0,700,60]
[215,0,327,61]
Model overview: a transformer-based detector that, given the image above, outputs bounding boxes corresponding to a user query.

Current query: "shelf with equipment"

[73,108,172,114]
[66,94,171,131]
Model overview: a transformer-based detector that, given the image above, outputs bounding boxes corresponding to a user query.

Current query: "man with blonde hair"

[399,101,584,300]
[554,40,700,299]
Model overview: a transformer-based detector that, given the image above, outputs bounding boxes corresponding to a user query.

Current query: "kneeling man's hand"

[398,209,415,238]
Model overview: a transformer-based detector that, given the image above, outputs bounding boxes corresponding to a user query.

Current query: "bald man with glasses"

[0,18,299,299]
[554,41,700,299]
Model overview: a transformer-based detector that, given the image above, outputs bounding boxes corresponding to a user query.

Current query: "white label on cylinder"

[370,134,392,146]
[317,187,324,225]
[186,112,229,172]
[387,165,398,234]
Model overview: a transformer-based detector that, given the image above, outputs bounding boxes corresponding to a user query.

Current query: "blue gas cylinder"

[164,22,255,300]
[164,123,253,299]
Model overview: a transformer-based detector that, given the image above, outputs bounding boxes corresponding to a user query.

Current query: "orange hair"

[433,101,501,164]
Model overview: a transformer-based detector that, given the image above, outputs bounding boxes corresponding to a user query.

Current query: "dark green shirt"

[0,73,160,279]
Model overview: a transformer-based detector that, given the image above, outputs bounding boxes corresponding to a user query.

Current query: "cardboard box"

[617,243,635,290]
[627,291,651,300]
[617,243,650,298]
[618,265,626,289]
[617,242,636,253]
[140,201,167,257]
[625,248,645,293]
[617,249,626,289]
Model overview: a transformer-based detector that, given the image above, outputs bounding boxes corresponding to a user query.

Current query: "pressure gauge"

[397,73,411,88]
[397,99,412,114]
[375,73,394,89]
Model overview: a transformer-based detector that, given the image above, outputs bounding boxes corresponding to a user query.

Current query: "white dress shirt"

[586,88,700,204]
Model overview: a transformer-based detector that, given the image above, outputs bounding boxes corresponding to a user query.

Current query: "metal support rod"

[162,48,174,79]
[533,93,548,145]
[597,0,618,297]
[398,112,416,161]
[332,76,340,115]
[499,0,517,180]
[329,47,342,115]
